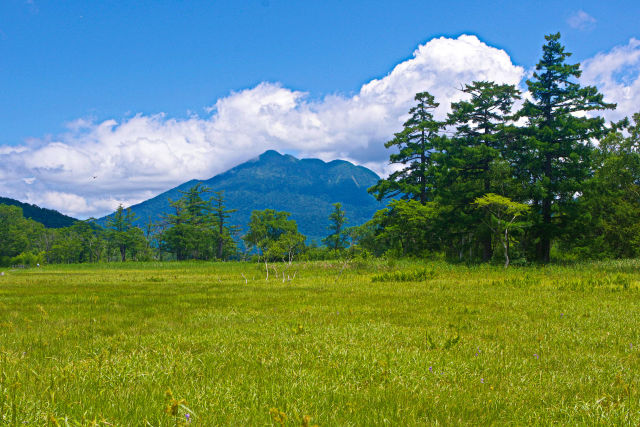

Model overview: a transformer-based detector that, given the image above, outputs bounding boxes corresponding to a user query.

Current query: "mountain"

[99,150,383,242]
[0,197,78,228]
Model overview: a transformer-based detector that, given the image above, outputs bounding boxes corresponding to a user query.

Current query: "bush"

[10,251,45,267]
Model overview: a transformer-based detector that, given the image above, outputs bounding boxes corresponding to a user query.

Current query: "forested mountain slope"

[0,197,77,228]
[99,150,383,242]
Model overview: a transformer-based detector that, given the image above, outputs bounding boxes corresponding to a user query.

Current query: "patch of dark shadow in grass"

[371,269,436,283]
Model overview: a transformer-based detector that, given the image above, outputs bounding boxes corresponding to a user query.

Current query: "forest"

[1,33,639,267]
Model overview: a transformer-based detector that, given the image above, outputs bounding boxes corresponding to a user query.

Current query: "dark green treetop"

[441,81,521,261]
[369,91,444,205]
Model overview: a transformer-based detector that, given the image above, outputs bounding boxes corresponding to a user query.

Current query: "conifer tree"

[517,33,615,262]
[369,92,444,205]
[160,183,215,260]
[106,205,141,261]
[323,202,348,251]
[443,81,521,261]
[211,190,238,259]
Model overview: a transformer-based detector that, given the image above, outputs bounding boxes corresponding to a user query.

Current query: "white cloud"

[0,146,28,155]
[580,38,640,122]
[0,35,526,218]
[34,191,90,217]
[567,10,596,30]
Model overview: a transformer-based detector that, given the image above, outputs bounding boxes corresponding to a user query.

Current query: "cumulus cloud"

[567,10,596,30]
[1,35,526,218]
[580,38,640,122]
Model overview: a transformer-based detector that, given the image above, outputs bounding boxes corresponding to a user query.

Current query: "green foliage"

[563,113,640,258]
[369,91,444,204]
[0,196,77,228]
[9,251,44,267]
[211,190,239,259]
[352,199,442,258]
[0,204,45,265]
[515,32,615,262]
[243,209,306,262]
[473,194,529,267]
[322,202,348,251]
[440,81,521,261]
[106,204,145,261]
[160,184,215,260]
[159,184,239,260]
[365,33,635,264]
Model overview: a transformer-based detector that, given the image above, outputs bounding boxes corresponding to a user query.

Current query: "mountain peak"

[256,149,298,163]
[99,152,382,242]
[260,149,283,158]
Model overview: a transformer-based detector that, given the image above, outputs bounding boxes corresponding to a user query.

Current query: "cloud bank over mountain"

[1,35,638,218]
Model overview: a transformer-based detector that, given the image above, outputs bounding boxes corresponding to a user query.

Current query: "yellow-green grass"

[1,259,639,425]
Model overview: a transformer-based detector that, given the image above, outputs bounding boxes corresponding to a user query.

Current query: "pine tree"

[160,184,216,260]
[322,203,348,251]
[517,33,615,262]
[211,190,238,259]
[443,81,521,261]
[106,205,140,261]
[369,92,444,205]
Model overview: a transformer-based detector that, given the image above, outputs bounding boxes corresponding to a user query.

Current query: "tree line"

[1,33,639,266]
[360,33,639,264]
[0,184,350,266]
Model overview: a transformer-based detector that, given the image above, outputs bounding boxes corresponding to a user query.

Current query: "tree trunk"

[217,222,224,259]
[420,127,427,205]
[538,196,552,263]
[482,167,493,261]
[503,228,509,268]
[481,232,492,262]
[539,153,553,263]
[217,239,223,260]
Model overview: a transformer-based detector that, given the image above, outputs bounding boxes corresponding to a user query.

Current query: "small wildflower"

[534,353,539,359]
[481,378,484,383]
[185,413,191,423]
[269,408,287,426]
[429,366,432,372]
[302,414,319,427]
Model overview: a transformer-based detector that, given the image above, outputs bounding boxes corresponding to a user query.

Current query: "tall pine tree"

[517,33,614,262]
[369,92,444,205]
[443,81,521,261]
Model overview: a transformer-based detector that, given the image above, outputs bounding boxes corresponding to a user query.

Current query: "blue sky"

[1,0,639,217]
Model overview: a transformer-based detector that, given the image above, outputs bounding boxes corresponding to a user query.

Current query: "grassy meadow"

[1,259,639,425]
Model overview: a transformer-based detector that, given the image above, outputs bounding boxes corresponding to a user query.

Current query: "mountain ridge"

[99,150,383,242]
[0,196,78,228]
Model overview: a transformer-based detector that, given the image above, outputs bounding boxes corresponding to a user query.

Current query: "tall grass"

[0,259,639,424]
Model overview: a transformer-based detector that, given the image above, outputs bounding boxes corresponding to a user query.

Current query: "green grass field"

[1,259,639,425]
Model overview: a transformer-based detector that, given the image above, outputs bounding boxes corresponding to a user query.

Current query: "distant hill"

[99,150,383,243]
[0,197,78,228]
